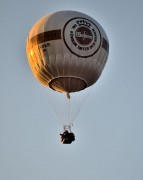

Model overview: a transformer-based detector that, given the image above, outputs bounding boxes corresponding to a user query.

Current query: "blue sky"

[0,0,143,180]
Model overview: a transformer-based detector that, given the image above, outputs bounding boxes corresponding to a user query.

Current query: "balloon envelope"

[26,10,109,93]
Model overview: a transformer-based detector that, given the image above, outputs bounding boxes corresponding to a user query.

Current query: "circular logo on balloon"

[63,18,101,58]
[75,26,93,45]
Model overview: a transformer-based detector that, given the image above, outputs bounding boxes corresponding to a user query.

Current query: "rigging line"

[67,95,71,126]
[68,54,71,93]
[50,41,66,123]
[69,88,78,124]
[66,90,73,125]
[61,94,68,125]
[71,58,89,124]
[30,45,63,125]
[38,85,63,126]
[64,95,68,125]
[43,87,65,125]
[70,57,85,123]
[70,89,78,123]
[48,91,65,125]
[71,92,83,124]
[55,93,67,125]
[71,90,87,123]
[66,56,73,125]
[67,54,72,126]
[60,51,69,126]
[69,57,81,122]
[36,41,65,125]
[63,94,70,125]
[50,93,65,125]
[70,93,81,124]
[75,84,93,121]
[61,54,70,124]
[70,93,77,124]
[28,66,63,125]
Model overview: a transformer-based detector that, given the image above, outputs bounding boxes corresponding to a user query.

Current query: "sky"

[0,0,143,180]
